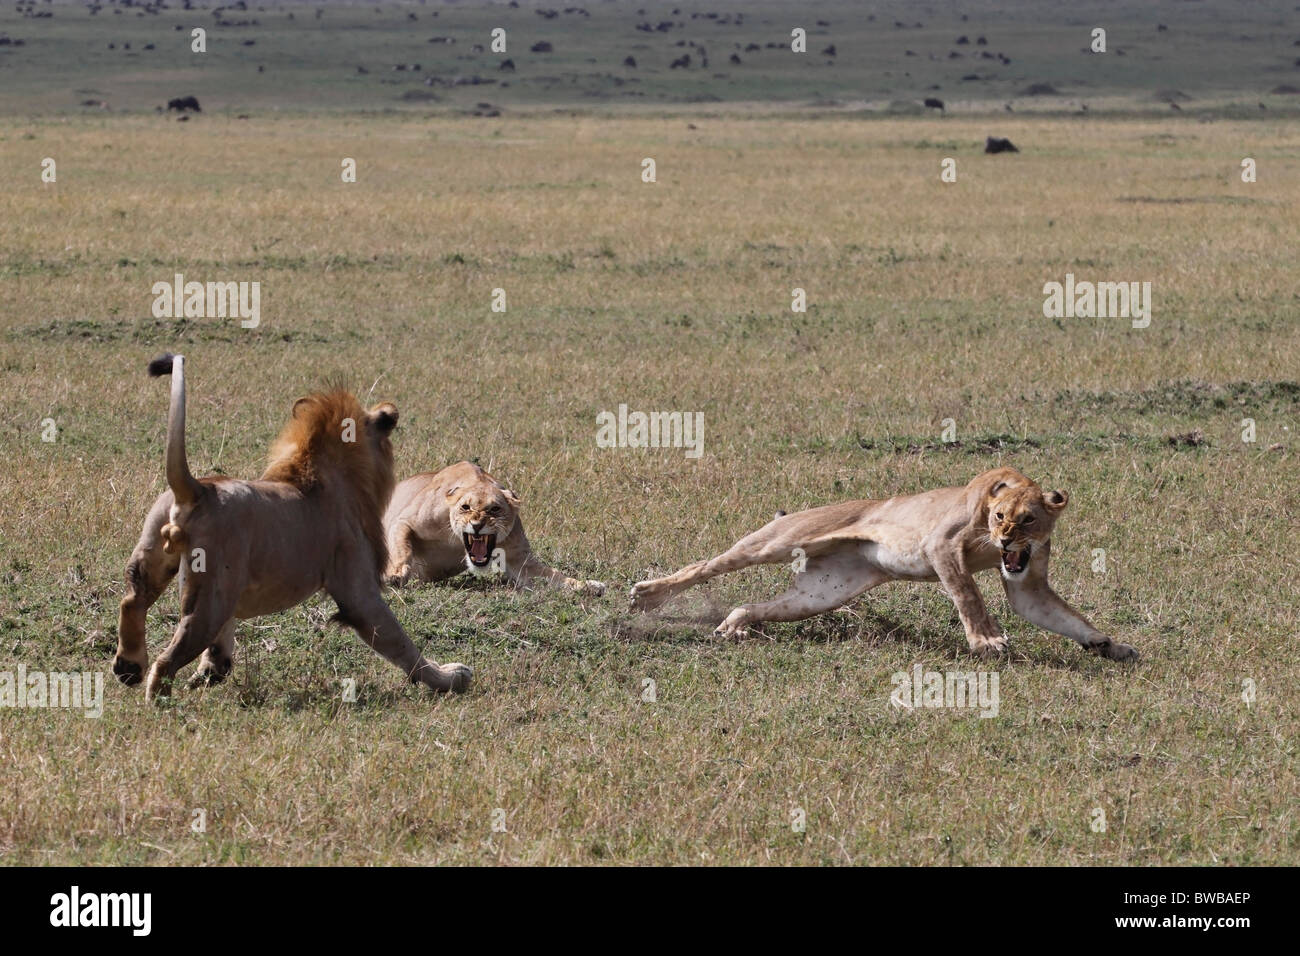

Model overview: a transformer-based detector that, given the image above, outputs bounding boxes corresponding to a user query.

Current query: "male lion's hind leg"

[145,582,237,704]
[188,617,237,688]
[115,536,181,686]
[715,549,889,639]
[630,523,799,613]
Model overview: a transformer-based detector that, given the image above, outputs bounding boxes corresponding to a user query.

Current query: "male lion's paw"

[438,662,474,693]
[384,564,411,588]
[417,660,473,694]
[629,579,670,612]
[112,655,145,686]
[187,655,232,689]
[143,664,173,704]
[1093,639,1139,662]
[968,633,1009,658]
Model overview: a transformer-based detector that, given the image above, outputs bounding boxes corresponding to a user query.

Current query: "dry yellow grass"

[0,113,1297,864]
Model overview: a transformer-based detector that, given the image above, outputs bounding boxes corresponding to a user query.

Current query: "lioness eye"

[994,512,1003,521]
[488,506,499,514]
[461,503,470,511]
[1022,515,1035,524]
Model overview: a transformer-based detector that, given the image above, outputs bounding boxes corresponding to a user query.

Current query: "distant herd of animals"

[152,91,1020,152]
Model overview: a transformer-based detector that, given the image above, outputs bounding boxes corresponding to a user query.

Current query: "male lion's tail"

[147,353,203,505]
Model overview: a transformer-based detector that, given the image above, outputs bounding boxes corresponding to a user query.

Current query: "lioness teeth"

[463,532,494,565]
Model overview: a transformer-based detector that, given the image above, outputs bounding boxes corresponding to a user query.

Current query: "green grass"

[0,1,1297,866]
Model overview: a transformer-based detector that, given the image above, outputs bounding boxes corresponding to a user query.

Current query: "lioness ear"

[367,403,398,434]
[445,485,460,500]
[503,489,521,505]
[1045,489,1069,513]
[989,480,1009,498]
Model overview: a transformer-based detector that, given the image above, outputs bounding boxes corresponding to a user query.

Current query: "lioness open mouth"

[463,533,496,567]
[1001,544,1030,575]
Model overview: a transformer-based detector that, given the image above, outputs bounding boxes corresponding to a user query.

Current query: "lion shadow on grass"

[617,594,1127,671]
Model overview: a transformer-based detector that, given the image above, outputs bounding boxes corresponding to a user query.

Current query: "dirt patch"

[1052,380,1300,415]
[1116,195,1264,206]
[856,434,1042,455]
[9,317,336,345]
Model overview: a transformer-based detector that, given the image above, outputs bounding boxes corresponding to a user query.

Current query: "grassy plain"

[0,0,1297,865]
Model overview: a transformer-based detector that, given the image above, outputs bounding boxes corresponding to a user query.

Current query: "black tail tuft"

[147,353,176,377]
[774,510,787,519]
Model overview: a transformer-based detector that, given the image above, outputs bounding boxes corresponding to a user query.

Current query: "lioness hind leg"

[188,618,237,688]
[115,534,181,686]
[630,524,799,612]
[715,549,889,638]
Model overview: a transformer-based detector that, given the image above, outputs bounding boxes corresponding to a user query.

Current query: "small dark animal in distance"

[984,136,1018,154]
[167,96,201,112]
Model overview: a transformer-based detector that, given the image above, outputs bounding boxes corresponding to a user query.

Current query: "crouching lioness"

[115,354,472,701]
[383,461,605,595]
[630,467,1137,661]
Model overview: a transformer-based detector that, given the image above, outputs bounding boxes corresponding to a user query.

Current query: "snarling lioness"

[114,354,473,701]
[383,461,605,595]
[630,467,1137,661]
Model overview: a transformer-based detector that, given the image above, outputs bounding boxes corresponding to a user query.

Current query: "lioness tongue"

[470,536,488,561]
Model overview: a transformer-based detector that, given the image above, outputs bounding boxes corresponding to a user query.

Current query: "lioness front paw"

[1092,639,1139,662]
[968,633,1009,658]
[384,564,412,588]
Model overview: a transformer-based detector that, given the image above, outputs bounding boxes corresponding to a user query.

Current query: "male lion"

[630,467,1137,661]
[383,461,605,595]
[114,354,473,702]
